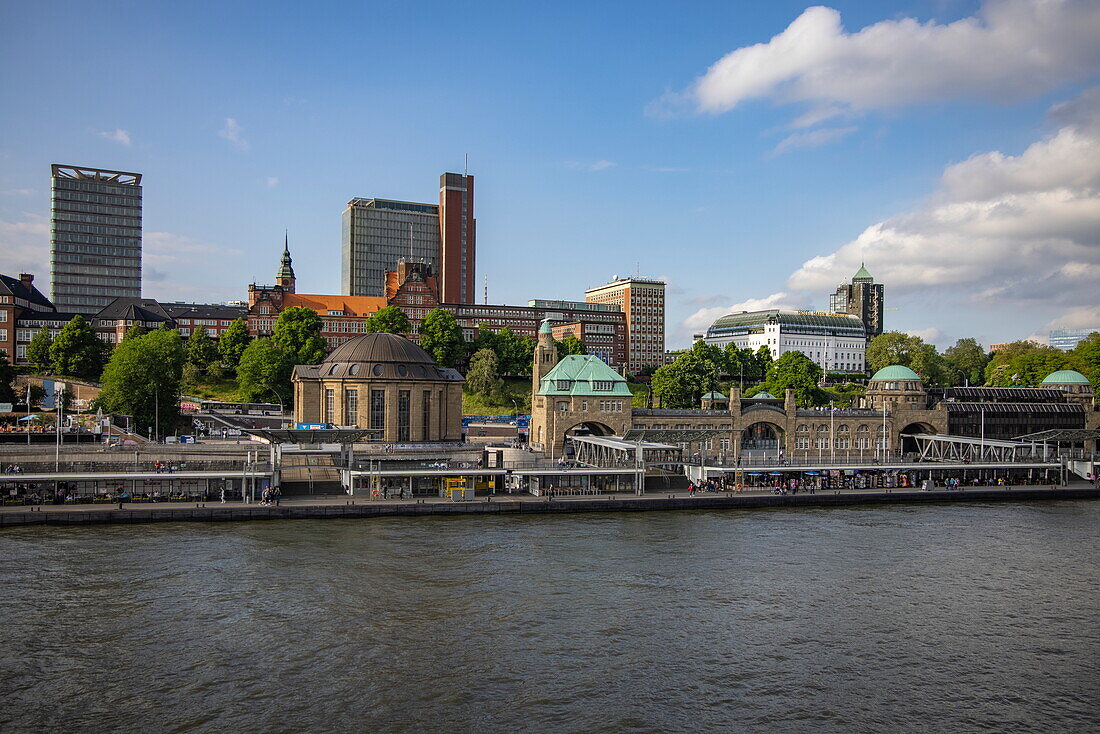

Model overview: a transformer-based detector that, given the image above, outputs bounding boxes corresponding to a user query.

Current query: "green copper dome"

[1040,369,1090,385]
[539,319,553,335]
[853,262,873,280]
[870,365,920,382]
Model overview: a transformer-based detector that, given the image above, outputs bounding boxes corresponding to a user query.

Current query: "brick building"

[584,276,665,374]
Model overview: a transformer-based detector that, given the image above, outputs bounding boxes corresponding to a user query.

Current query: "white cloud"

[265,177,280,188]
[1,188,35,196]
[218,118,248,150]
[682,1,1100,125]
[97,128,131,146]
[145,231,243,258]
[773,126,857,154]
[906,327,947,347]
[0,213,50,275]
[786,87,1100,328]
[565,159,617,172]
[681,291,802,337]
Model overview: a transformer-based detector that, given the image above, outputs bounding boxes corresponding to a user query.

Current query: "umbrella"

[18,414,38,422]
[769,471,783,476]
[805,471,819,475]
[747,472,762,476]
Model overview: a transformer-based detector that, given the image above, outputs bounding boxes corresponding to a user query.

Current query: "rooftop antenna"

[484,274,488,305]
[464,153,468,177]
[408,223,413,261]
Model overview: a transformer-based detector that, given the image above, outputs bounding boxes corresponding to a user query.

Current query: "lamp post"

[511,398,521,445]
[26,384,31,446]
[55,383,65,472]
[830,401,835,463]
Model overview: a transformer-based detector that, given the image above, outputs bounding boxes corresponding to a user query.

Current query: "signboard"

[295,423,328,430]
[180,435,197,444]
[0,403,12,413]
[180,402,200,412]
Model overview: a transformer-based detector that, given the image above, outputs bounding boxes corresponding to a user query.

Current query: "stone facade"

[293,332,464,442]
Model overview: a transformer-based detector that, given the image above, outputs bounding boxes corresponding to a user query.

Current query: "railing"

[0,460,271,476]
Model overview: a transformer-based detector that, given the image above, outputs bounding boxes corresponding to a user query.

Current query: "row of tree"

[866,331,1100,387]
[650,342,776,408]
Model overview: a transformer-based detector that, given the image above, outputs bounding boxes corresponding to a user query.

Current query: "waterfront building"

[50,165,142,314]
[0,273,57,361]
[1050,328,1100,351]
[828,263,884,337]
[584,276,665,374]
[341,173,475,302]
[292,331,464,442]
[703,309,867,373]
[529,321,634,455]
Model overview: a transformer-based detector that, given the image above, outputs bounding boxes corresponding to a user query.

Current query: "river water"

[2,502,1099,733]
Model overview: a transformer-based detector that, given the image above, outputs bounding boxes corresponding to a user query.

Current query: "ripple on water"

[1,503,1099,732]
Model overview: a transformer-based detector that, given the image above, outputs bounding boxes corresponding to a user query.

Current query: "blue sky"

[2,0,1098,349]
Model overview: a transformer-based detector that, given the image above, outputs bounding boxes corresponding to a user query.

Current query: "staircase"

[279,453,345,496]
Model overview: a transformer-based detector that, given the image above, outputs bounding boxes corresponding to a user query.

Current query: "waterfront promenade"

[2,482,1097,527]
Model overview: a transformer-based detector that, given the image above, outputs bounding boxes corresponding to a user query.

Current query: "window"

[592,380,613,391]
[555,380,571,390]
[324,389,335,424]
[422,390,431,441]
[794,437,810,450]
[345,389,358,426]
[557,401,569,412]
[581,400,588,411]
[398,390,410,442]
[371,389,385,432]
[719,438,730,451]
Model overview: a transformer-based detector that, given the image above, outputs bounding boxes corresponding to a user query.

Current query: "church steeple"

[276,231,296,292]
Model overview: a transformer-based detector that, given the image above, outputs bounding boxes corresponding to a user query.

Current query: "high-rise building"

[438,172,475,304]
[584,276,665,374]
[829,263,884,337]
[341,198,440,298]
[1050,328,1100,351]
[341,172,476,302]
[50,165,142,314]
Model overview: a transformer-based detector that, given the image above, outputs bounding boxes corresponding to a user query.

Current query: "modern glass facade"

[1050,328,1100,351]
[341,198,440,297]
[50,165,142,314]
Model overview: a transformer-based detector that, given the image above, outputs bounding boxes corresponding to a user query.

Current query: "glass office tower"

[50,164,142,314]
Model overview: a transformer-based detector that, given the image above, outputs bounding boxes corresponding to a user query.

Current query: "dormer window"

[592,380,613,391]
[555,380,571,390]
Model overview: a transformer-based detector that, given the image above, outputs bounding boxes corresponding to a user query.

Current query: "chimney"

[19,273,34,289]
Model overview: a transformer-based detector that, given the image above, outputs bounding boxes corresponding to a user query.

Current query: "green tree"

[272,306,327,365]
[98,328,185,438]
[218,318,251,368]
[752,345,773,382]
[943,338,990,386]
[237,338,293,405]
[26,327,53,372]
[984,340,1076,386]
[1071,332,1100,386]
[419,308,466,368]
[469,322,498,355]
[650,340,723,408]
[909,343,950,387]
[0,354,16,404]
[561,333,585,356]
[49,315,106,378]
[761,351,827,406]
[465,348,504,400]
[122,325,147,342]
[866,331,922,373]
[185,326,220,371]
[366,305,411,334]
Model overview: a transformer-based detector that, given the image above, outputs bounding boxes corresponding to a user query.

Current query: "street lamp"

[55,383,65,471]
[511,398,521,445]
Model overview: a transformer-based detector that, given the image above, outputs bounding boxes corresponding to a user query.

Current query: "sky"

[1,0,1098,350]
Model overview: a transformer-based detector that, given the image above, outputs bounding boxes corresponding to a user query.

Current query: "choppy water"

[2,502,1099,733]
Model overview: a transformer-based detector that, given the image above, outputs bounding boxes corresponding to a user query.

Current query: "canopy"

[17,415,37,422]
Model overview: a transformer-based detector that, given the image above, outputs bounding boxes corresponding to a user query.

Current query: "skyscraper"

[50,164,142,314]
[341,172,476,303]
[438,172,475,304]
[829,263,885,337]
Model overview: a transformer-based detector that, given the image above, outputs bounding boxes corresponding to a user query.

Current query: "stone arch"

[741,420,785,453]
[562,421,617,458]
[899,422,937,454]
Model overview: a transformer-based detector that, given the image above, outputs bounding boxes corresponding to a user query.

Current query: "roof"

[870,365,921,381]
[162,302,248,320]
[282,293,387,317]
[942,402,1084,414]
[94,297,172,323]
[0,273,54,310]
[707,309,866,337]
[747,391,779,400]
[853,263,873,280]
[1041,369,1091,385]
[325,332,435,364]
[537,355,633,396]
[539,319,553,335]
[1013,429,1100,442]
[940,387,1066,402]
[701,391,727,400]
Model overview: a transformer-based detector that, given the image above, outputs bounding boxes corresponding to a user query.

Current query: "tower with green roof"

[828,261,884,337]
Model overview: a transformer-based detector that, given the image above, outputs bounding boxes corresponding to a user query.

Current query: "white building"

[703,310,867,373]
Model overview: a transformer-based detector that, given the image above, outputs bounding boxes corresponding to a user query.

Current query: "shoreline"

[2,485,1097,527]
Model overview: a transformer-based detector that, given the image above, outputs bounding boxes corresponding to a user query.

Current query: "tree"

[465,348,504,400]
[99,328,185,438]
[469,322,498,356]
[909,343,950,387]
[26,327,53,372]
[650,340,723,408]
[1070,332,1100,386]
[49,315,106,379]
[495,327,534,376]
[943,338,990,386]
[122,325,147,342]
[0,354,16,404]
[185,327,220,372]
[866,332,922,373]
[561,333,585,356]
[752,345,773,382]
[984,340,1077,386]
[237,338,293,405]
[272,306,327,365]
[366,305,411,334]
[760,351,827,406]
[419,308,465,368]
[218,318,251,368]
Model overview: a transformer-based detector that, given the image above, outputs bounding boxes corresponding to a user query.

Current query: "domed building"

[865,365,929,412]
[293,332,464,441]
[1040,370,1094,405]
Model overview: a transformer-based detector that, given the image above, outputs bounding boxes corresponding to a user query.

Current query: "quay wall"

[2,487,1098,528]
